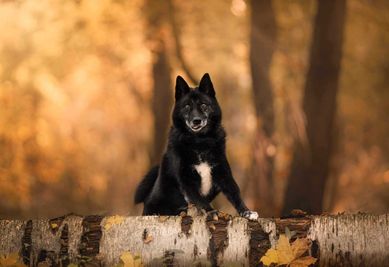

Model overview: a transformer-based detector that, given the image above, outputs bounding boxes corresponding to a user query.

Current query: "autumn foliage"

[0,0,388,219]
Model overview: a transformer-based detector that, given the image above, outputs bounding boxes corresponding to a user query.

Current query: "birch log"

[0,211,388,267]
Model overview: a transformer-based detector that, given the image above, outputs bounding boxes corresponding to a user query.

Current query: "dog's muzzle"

[186,118,207,132]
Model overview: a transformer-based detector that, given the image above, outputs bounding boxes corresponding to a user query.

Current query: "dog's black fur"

[134,74,258,220]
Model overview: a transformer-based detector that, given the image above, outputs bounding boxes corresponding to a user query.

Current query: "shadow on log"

[0,210,388,266]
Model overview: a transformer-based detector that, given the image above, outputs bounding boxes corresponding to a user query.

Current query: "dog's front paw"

[241,210,259,221]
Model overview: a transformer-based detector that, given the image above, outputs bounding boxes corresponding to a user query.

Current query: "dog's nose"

[192,118,202,125]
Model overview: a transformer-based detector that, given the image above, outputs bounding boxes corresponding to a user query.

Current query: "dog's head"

[172,73,222,134]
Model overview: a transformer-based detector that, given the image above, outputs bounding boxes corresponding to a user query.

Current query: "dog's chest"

[194,160,212,196]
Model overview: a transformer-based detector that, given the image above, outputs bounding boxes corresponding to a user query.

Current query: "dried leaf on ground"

[0,253,26,267]
[117,252,143,267]
[49,223,58,230]
[291,238,310,259]
[260,234,317,267]
[260,248,278,266]
[277,234,295,265]
[104,216,125,230]
[290,256,317,267]
[143,233,153,244]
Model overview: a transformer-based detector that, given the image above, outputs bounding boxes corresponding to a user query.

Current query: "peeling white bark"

[309,214,389,267]
[0,214,388,266]
[30,217,84,262]
[222,218,250,265]
[0,220,25,255]
[100,216,211,266]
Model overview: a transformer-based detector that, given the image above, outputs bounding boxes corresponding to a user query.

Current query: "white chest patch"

[194,162,212,196]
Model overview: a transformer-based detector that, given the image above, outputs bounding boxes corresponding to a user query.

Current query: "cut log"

[0,211,388,266]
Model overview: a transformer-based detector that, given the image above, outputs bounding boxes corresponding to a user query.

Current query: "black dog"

[134,73,258,220]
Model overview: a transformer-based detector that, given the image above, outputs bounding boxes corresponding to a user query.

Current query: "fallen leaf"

[276,235,294,265]
[120,252,134,267]
[119,252,143,267]
[143,234,153,244]
[104,216,125,231]
[289,256,317,267]
[291,238,309,259]
[260,248,278,266]
[0,253,26,267]
[260,234,317,267]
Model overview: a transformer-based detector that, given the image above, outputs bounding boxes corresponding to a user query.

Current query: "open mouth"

[186,120,207,132]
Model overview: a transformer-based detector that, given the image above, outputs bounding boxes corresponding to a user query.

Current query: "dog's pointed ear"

[199,73,215,97]
[175,75,190,101]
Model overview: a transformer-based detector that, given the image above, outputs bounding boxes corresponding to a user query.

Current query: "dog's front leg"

[180,178,215,213]
[182,186,215,213]
[213,159,259,220]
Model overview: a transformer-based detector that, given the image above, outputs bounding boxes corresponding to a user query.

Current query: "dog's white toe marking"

[194,162,212,196]
[243,211,259,221]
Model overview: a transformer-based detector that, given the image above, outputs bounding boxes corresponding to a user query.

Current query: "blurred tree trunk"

[144,1,173,166]
[167,0,197,85]
[248,0,277,216]
[282,0,347,215]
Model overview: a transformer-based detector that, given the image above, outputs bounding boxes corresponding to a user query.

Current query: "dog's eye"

[183,105,190,112]
[200,104,208,112]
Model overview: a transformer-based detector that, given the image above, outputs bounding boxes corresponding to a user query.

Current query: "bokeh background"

[0,0,388,219]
